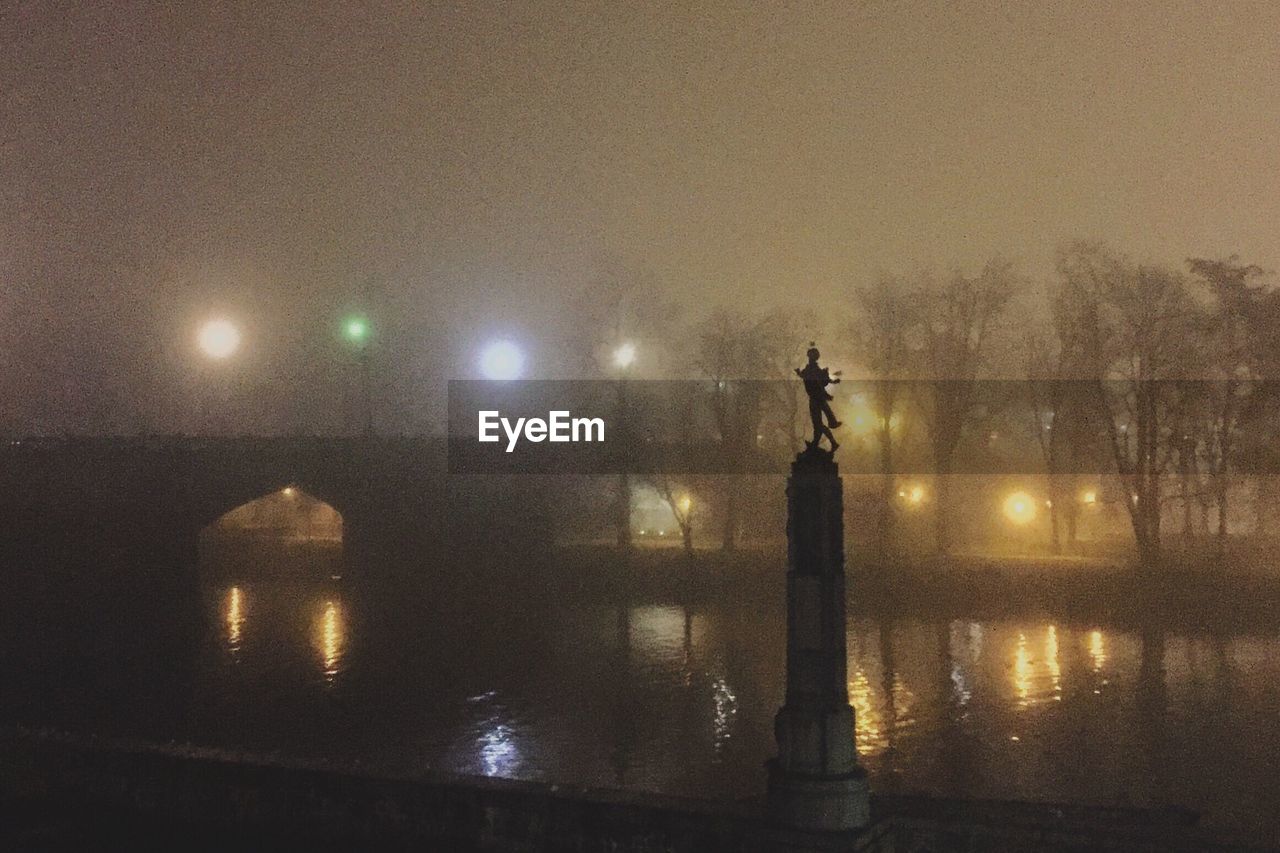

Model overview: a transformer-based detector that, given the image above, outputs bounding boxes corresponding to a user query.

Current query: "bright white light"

[480,340,524,380]
[198,319,240,359]
[613,342,637,369]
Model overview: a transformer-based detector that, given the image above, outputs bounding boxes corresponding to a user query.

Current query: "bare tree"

[1023,324,1070,553]
[1056,243,1207,568]
[1188,257,1274,556]
[763,310,821,455]
[850,276,917,559]
[915,260,1018,555]
[695,308,793,551]
[645,475,696,554]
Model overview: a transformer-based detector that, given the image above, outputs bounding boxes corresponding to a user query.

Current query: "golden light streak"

[315,600,346,682]
[1046,625,1061,701]
[1089,629,1107,673]
[225,586,244,653]
[849,669,884,755]
[1013,632,1031,707]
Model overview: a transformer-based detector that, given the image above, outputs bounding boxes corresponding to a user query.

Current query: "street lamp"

[480,340,524,380]
[198,318,240,359]
[611,341,637,550]
[194,318,240,435]
[613,341,637,370]
[898,484,925,506]
[1003,491,1037,525]
[847,392,901,437]
[342,314,373,436]
[343,316,370,346]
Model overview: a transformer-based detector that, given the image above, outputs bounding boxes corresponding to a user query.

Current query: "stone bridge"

[0,436,552,653]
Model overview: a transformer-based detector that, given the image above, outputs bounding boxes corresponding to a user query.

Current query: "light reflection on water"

[313,599,345,683]
[849,668,882,754]
[1013,631,1032,707]
[628,605,691,678]
[1089,629,1107,673]
[224,586,244,655]
[1005,626,1065,710]
[1046,625,1061,701]
[711,675,737,753]
[189,583,1280,842]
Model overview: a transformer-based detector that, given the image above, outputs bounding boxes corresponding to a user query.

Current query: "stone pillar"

[767,449,870,831]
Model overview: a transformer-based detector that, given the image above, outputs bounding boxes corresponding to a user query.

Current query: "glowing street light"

[343,315,370,346]
[611,341,637,550]
[678,495,692,513]
[613,341,637,370]
[480,340,525,380]
[1003,491,1037,525]
[847,392,900,436]
[1081,490,1098,506]
[342,314,374,436]
[898,484,925,506]
[198,318,240,359]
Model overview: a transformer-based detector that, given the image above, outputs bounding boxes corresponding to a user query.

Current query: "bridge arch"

[193,478,354,536]
[198,486,347,587]
[204,486,343,543]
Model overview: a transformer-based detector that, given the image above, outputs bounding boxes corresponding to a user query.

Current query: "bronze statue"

[796,344,842,452]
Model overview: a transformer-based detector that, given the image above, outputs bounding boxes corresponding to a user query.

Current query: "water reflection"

[463,691,524,777]
[224,586,244,655]
[1046,625,1061,701]
[1089,629,1107,672]
[711,676,738,753]
[889,672,915,735]
[1013,632,1032,707]
[313,600,346,683]
[481,723,520,775]
[179,579,1280,843]
[849,668,884,755]
[1009,625,1068,708]
[629,605,689,676]
[948,621,973,709]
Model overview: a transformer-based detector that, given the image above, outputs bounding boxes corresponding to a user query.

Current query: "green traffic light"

[343,316,369,344]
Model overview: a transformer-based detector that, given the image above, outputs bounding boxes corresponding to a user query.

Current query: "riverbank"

[0,727,1243,851]
[520,545,1280,633]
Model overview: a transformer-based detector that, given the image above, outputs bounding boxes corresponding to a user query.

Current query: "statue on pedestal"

[795,344,842,454]
[768,349,869,831]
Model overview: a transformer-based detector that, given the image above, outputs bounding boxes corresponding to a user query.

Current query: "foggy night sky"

[2,1,1278,435]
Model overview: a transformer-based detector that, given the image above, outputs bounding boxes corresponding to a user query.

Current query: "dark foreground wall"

[0,729,1241,852]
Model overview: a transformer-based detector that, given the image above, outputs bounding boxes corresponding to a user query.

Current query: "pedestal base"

[766,760,870,832]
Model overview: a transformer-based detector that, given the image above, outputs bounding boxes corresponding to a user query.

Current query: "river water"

[9,541,1280,846]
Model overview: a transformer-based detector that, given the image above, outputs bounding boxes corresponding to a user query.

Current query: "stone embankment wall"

[1,730,1231,852]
